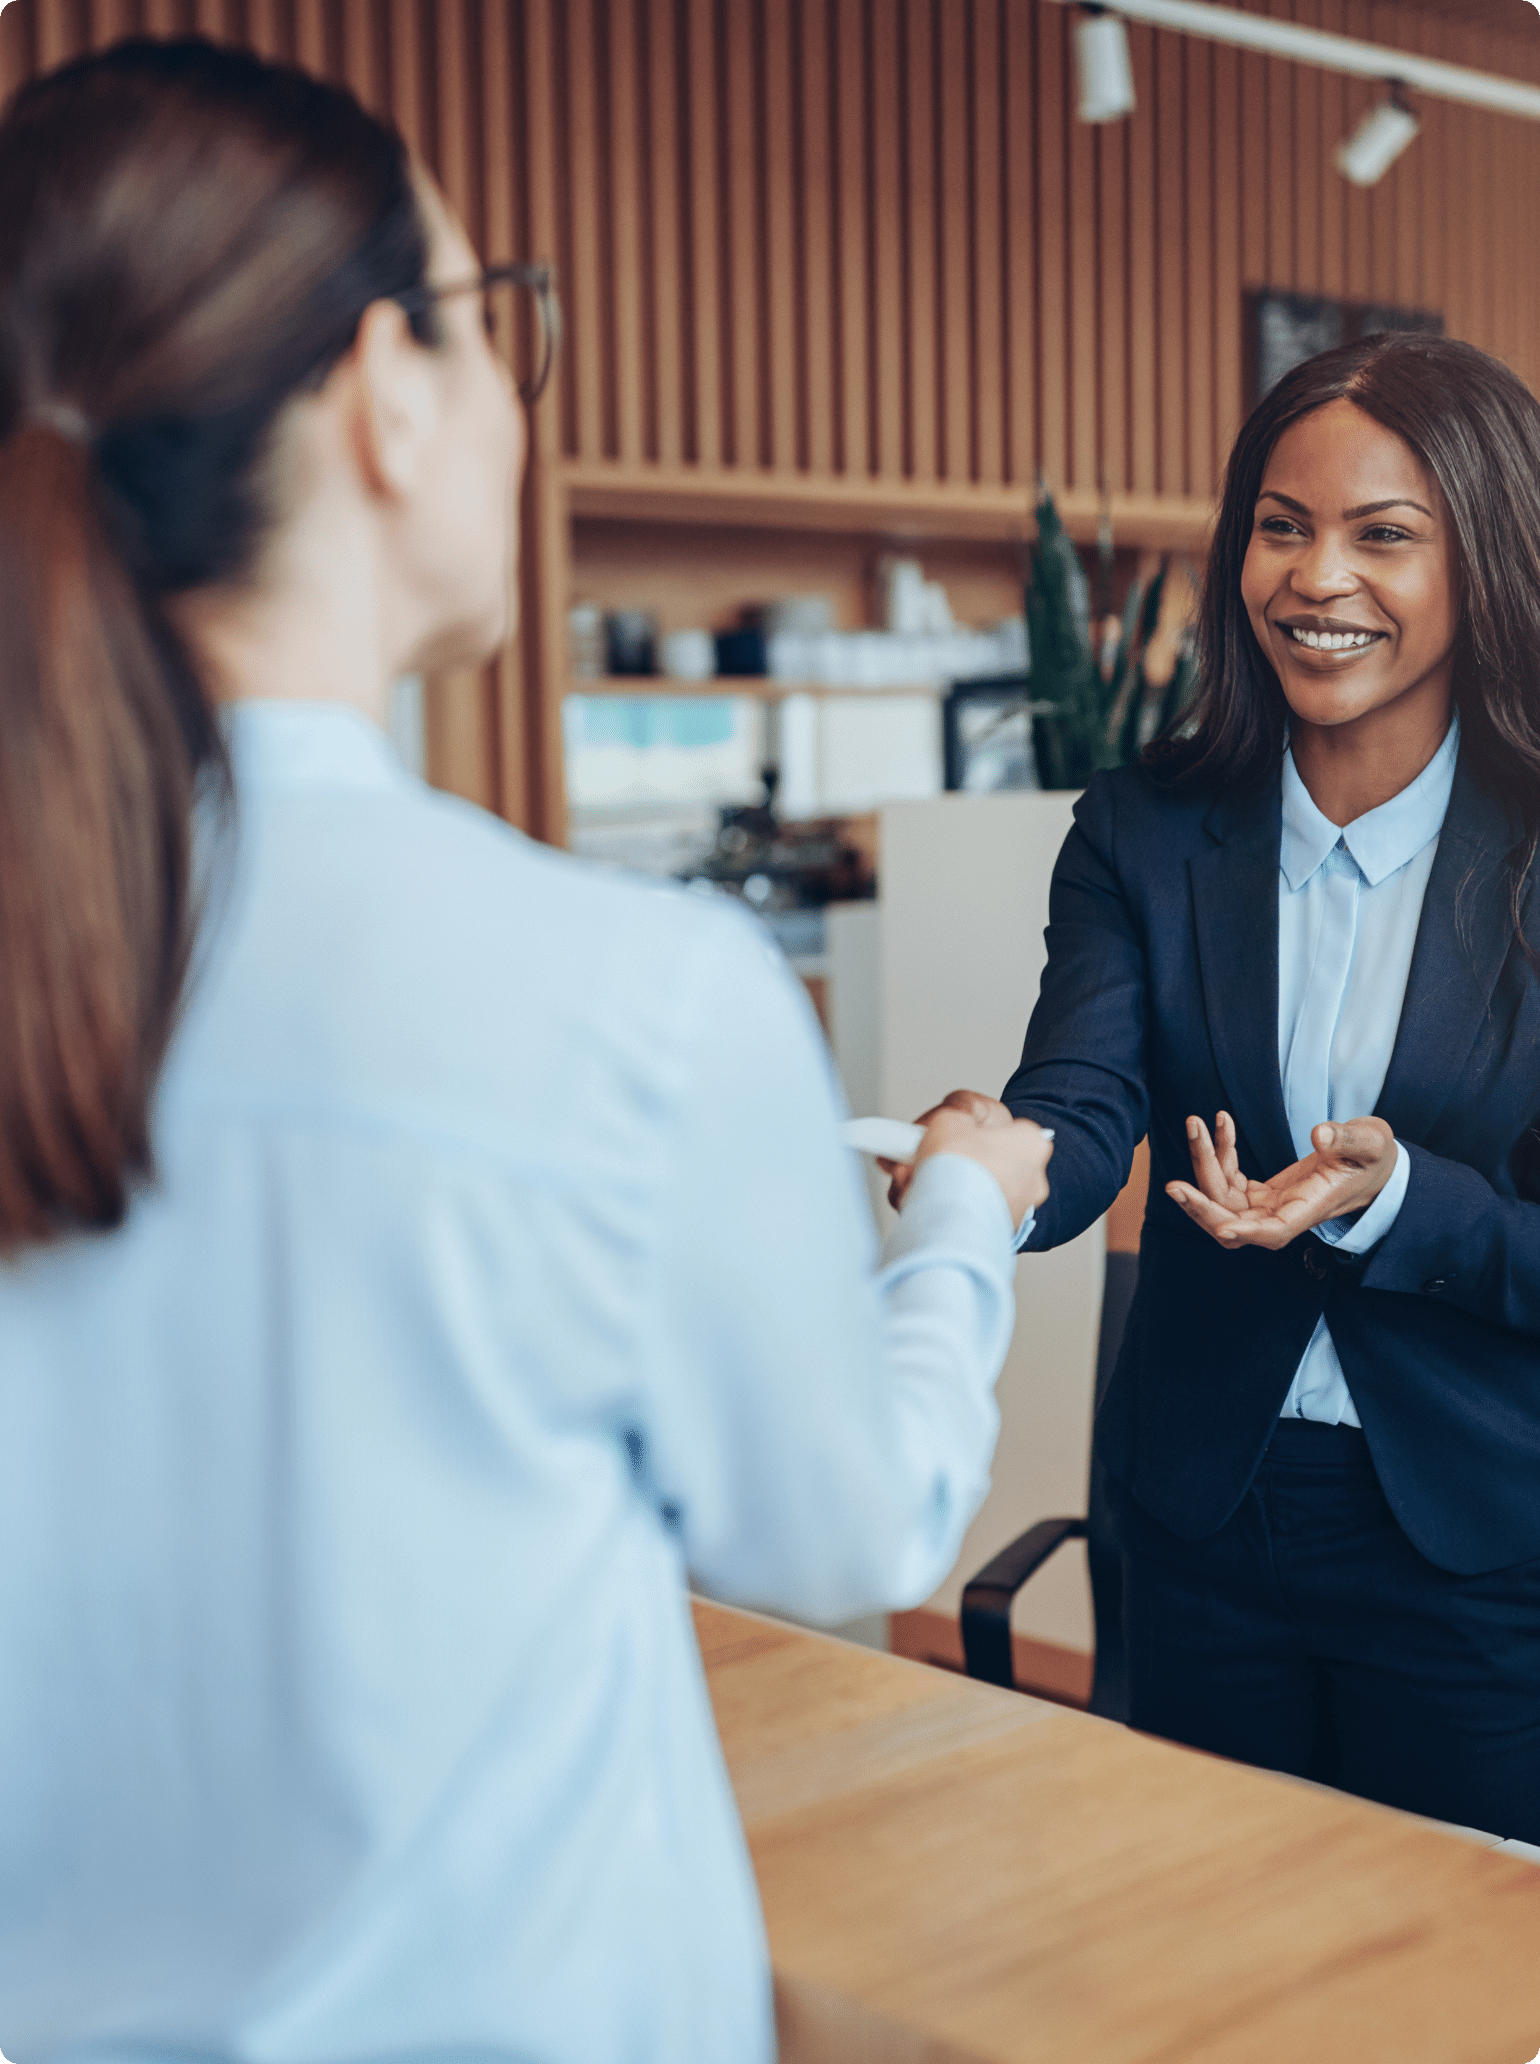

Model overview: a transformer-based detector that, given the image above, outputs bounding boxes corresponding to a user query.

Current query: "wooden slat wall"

[550,0,1540,494]
[0,0,570,840]
[2,0,1539,841]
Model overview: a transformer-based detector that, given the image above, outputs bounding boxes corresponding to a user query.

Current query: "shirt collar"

[1279,711,1460,891]
[221,698,408,795]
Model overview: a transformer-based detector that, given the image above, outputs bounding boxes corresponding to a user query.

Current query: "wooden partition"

[3,0,1538,836]
[555,0,1540,496]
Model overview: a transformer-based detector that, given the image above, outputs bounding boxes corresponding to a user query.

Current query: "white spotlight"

[1074,8,1137,125]
[1335,87,1420,186]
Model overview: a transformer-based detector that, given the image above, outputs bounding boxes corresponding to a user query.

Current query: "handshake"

[862,1089,1054,1227]
[865,1097,1402,1253]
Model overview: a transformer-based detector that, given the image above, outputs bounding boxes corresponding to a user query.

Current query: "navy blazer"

[1002,750,1540,1576]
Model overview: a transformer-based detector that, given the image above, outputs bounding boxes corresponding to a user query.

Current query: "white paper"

[839,1117,926,1162]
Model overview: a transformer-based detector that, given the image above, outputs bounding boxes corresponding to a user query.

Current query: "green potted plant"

[1027,487,1200,790]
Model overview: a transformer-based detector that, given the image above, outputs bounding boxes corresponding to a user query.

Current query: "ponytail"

[0,421,224,1247]
[0,37,433,1250]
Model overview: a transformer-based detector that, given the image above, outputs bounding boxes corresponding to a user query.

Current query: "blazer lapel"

[1189,781,1300,1179]
[1375,751,1525,1143]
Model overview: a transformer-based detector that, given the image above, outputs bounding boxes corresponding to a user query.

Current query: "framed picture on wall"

[942,676,1038,794]
[1244,290,1443,404]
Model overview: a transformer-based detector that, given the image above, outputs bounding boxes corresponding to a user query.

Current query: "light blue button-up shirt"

[0,702,1020,2063]
[1276,716,1459,1423]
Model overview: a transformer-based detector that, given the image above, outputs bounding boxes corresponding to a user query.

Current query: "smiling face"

[1240,397,1459,750]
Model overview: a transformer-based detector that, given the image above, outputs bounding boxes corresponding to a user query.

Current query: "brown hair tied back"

[0,39,438,1250]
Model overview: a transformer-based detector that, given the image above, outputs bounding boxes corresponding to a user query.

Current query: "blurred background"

[5,0,1536,1667]
[6,0,1533,861]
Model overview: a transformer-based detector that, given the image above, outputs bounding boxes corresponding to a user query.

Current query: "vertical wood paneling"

[1389,0,1421,310]
[6,0,1540,841]
[1001,0,1036,488]
[1415,16,1447,326]
[903,0,938,481]
[798,0,835,474]
[1267,43,1294,289]
[1156,25,1185,494]
[1315,0,1346,301]
[645,0,684,466]
[1468,18,1499,348]
[89,0,137,48]
[294,0,328,77]
[434,0,474,230]
[1294,0,1323,291]
[1239,38,1268,289]
[938,3,971,483]
[1095,113,1127,493]
[388,0,424,154]
[833,0,869,475]
[1035,0,1068,488]
[1185,32,1214,501]
[1066,41,1097,491]
[563,0,604,461]
[971,0,1004,488]
[0,0,33,92]
[34,0,77,66]
[1212,38,1242,467]
[684,0,723,465]
[243,0,283,59]
[723,0,759,466]
[869,0,903,478]
[340,0,379,110]
[607,0,645,463]
[762,0,798,471]
[1126,20,1158,495]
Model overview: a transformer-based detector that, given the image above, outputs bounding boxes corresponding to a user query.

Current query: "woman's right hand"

[882,1089,1052,1226]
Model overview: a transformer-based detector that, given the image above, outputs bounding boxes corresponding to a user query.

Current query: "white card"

[839,1117,926,1162]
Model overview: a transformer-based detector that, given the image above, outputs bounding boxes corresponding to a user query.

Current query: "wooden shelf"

[565,676,945,700]
[562,459,1216,552]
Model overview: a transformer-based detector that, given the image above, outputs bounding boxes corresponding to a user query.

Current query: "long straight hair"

[0,40,438,1250]
[1149,335,1540,865]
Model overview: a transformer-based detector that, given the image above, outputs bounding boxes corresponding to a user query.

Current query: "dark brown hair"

[0,38,436,1249]
[1149,333,1540,852]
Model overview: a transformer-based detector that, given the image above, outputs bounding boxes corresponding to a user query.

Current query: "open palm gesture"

[1167,1110,1397,1250]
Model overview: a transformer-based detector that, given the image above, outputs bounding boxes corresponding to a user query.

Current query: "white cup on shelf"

[660,628,716,682]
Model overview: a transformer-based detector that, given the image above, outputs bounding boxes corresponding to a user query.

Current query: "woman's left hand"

[1166,1109,1397,1250]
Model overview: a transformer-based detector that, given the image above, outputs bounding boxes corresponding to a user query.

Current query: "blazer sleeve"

[1001,772,1150,1251]
[1359,1142,1540,1335]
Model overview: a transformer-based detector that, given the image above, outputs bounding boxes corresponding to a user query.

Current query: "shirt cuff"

[1013,1204,1036,1251]
[1316,1141,1410,1254]
[886,1151,1019,1272]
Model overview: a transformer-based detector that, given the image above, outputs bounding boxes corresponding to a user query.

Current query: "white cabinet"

[828,792,1102,1655]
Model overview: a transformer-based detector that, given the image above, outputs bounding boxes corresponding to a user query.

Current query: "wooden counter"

[695,1599,1540,2064]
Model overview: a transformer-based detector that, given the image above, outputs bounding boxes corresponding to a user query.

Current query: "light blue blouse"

[0,701,1020,2063]
[1276,717,1459,1423]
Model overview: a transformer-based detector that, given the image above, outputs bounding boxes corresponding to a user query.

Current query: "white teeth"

[1288,627,1376,651]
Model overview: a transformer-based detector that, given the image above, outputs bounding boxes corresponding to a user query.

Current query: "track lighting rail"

[1050,0,1540,123]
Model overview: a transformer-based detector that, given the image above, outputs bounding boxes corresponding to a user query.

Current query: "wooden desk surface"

[695,1599,1540,2064]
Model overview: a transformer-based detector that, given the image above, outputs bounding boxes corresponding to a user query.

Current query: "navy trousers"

[1110,1420,1540,1845]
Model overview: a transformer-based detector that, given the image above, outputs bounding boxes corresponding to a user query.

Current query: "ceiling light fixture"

[1335,84,1420,186]
[1044,0,1540,126]
[1073,6,1137,125]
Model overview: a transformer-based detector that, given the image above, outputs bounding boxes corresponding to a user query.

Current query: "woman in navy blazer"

[918,334,1540,1841]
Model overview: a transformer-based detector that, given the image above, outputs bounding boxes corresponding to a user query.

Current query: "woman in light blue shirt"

[0,39,1052,2063]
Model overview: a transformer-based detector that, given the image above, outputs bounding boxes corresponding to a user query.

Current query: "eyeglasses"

[395,261,562,405]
